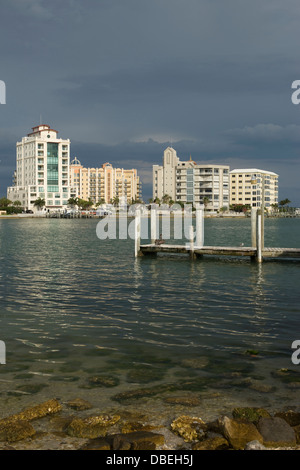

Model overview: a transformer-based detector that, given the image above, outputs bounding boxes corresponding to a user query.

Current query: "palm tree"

[67,197,78,207]
[96,198,106,207]
[279,198,291,209]
[33,197,45,210]
[0,197,12,208]
[203,197,211,210]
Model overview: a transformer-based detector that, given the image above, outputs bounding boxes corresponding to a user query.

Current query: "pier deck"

[139,244,300,260]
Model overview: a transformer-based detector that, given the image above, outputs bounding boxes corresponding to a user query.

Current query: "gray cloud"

[0,0,299,204]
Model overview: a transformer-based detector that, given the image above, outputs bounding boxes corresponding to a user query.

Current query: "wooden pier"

[138,244,300,261]
[134,207,300,263]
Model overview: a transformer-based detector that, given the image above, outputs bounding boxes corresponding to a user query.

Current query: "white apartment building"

[230,169,279,209]
[7,124,71,211]
[153,147,230,211]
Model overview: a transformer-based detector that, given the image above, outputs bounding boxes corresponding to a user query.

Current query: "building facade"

[230,169,279,209]
[69,158,142,204]
[153,147,230,211]
[7,124,71,210]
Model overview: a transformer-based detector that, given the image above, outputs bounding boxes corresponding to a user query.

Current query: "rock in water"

[257,417,296,448]
[219,416,263,450]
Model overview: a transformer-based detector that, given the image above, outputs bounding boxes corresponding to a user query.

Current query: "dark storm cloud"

[0,0,299,203]
[58,55,297,107]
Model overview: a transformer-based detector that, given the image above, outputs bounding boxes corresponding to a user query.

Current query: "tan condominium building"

[70,157,142,204]
[153,147,230,211]
[230,169,279,209]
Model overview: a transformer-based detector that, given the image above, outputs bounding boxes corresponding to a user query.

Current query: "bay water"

[0,217,299,422]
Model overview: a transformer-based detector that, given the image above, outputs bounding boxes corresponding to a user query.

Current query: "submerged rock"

[87,375,120,388]
[1,399,62,423]
[164,396,201,407]
[67,414,120,439]
[192,436,229,450]
[81,431,165,451]
[80,438,111,450]
[108,431,165,450]
[271,369,300,384]
[126,365,165,384]
[66,398,92,411]
[0,420,35,442]
[181,357,209,369]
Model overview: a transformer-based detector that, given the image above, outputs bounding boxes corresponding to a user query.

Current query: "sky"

[0,0,300,204]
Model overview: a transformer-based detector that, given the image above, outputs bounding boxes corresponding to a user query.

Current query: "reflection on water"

[0,218,299,419]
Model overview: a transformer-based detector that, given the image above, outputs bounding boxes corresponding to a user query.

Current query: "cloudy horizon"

[0,0,299,204]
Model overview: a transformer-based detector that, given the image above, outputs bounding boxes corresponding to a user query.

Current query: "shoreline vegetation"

[0,398,299,450]
[0,212,299,220]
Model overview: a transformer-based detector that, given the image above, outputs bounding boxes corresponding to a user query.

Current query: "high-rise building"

[153,147,230,211]
[230,169,279,209]
[69,158,142,204]
[7,124,71,210]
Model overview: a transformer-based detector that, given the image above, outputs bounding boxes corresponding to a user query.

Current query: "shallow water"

[0,217,299,423]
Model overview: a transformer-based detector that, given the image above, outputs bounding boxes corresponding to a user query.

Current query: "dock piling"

[151,208,157,244]
[257,210,262,263]
[251,208,257,248]
[196,206,204,247]
[135,210,141,257]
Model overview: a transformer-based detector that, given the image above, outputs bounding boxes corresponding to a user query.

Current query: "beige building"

[230,169,279,209]
[153,147,230,211]
[70,158,142,204]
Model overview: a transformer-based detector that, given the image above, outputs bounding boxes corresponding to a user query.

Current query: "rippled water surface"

[0,217,299,421]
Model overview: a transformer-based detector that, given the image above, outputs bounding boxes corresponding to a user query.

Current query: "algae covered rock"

[274,410,300,427]
[181,357,209,369]
[66,398,92,411]
[2,399,62,423]
[170,415,207,442]
[80,438,111,450]
[192,436,229,450]
[108,431,165,450]
[87,375,120,388]
[0,421,36,442]
[164,396,201,407]
[67,414,120,438]
[219,416,263,450]
[232,407,271,424]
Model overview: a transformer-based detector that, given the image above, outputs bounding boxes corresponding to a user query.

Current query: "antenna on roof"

[40,114,42,125]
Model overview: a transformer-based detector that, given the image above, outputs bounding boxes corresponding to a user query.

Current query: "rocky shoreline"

[0,398,299,450]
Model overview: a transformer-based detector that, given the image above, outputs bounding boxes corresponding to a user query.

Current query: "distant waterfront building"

[153,147,230,211]
[7,124,71,210]
[230,169,279,209]
[69,158,142,204]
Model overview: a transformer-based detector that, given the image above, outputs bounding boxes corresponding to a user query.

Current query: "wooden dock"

[134,207,300,262]
[138,244,300,261]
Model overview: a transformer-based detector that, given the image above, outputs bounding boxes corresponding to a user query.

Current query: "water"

[0,217,299,423]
